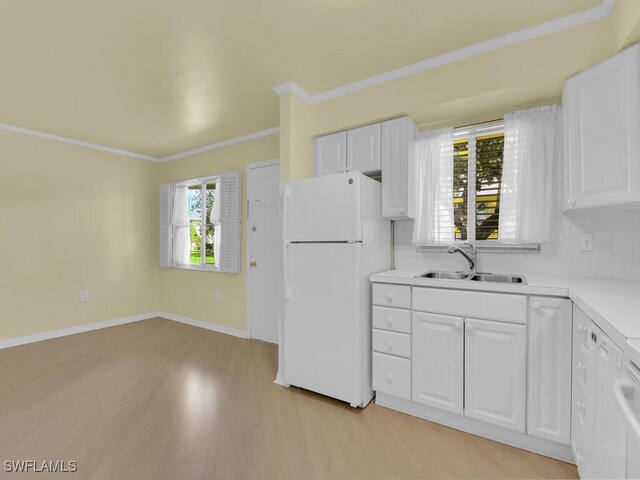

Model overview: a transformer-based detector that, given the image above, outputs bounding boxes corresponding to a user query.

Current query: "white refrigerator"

[282,172,391,407]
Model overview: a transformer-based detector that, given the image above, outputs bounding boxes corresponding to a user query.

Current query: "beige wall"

[0,5,635,341]
[280,19,617,180]
[0,130,159,340]
[157,134,279,331]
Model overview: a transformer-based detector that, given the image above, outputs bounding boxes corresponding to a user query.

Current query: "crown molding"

[0,122,160,162]
[0,122,281,163]
[158,126,280,162]
[273,0,617,104]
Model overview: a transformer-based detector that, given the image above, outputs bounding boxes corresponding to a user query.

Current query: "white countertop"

[370,269,640,353]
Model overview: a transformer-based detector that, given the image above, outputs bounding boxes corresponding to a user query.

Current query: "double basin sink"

[417,271,526,284]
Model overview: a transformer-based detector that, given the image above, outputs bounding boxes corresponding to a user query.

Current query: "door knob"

[251,226,257,232]
[250,261,257,268]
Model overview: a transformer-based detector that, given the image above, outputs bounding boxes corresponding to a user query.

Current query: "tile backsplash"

[393,209,640,280]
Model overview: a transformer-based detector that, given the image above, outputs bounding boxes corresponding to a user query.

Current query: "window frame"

[172,175,221,273]
[419,120,540,252]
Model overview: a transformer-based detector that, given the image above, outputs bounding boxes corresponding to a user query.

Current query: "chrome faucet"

[447,242,477,276]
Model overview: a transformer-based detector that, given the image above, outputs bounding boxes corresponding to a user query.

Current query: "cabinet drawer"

[413,287,526,324]
[372,306,411,333]
[373,329,411,358]
[372,284,411,309]
[372,352,411,400]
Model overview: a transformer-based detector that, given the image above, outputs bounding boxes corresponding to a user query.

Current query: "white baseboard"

[0,311,249,350]
[158,311,248,339]
[0,311,162,350]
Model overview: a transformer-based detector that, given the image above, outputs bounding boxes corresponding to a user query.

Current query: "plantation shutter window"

[159,184,172,267]
[214,172,241,273]
[158,171,241,273]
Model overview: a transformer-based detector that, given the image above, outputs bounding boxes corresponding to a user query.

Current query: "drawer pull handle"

[386,373,393,385]
[386,292,393,302]
[386,340,393,351]
[577,400,586,410]
[386,317,393,326]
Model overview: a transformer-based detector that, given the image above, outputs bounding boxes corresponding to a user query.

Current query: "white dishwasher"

[614,357,640,479]
[582,323,626,479]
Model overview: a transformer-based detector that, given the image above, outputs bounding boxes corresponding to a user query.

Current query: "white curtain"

[499,105,561,244]
[210,179,221,224]
[412,127,455,246]
[172,185,190,264]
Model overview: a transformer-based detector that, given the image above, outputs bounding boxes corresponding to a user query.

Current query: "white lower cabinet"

[371,283,574,462]
[372,352,411,400]
[527,297,572,445]
[412,312,463,414]
[464,318,527,432]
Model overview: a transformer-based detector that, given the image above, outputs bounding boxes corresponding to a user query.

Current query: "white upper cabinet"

[412,312,463,414]
[315,131,347,176]
[464,318,526,432]
[527,297,572,445]
[381,116,416,220]
[347,123,381,175]
[563,44,640,210]
[315,124,381,177]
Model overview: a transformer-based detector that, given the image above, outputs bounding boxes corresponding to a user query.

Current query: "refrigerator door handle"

[282,186,290,243]
[283,243,291,300]
[282,186,291,300]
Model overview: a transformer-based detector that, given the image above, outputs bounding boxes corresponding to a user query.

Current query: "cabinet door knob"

[576,453,584,463]
[400,209,406,215]
[578,325,585,333]
[386,340,393,351]
[531,301,541,310]
[386,373,393,385]
[386,292,393,302]
[386,317,393,326]
[466,324,473,332]
[250,261,257,268]
[577,400,586,410]
[455,322,462,331]
[578,362,587,372]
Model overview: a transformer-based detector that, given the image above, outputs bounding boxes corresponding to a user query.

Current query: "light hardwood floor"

[0,318,578,479]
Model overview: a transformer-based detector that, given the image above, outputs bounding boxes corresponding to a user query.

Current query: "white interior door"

[247,160,280,344]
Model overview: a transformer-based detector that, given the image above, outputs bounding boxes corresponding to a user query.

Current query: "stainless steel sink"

[418,271,472,280]
[416,270,526,284]
[470,273,526,284]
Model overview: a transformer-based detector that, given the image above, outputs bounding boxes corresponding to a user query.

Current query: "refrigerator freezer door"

[284,242,363,405]
[284,172,362,242]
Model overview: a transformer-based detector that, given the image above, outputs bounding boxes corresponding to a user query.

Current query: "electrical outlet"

[80,291,90,303]
[579,233,593,252]
[215,291,221,303]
